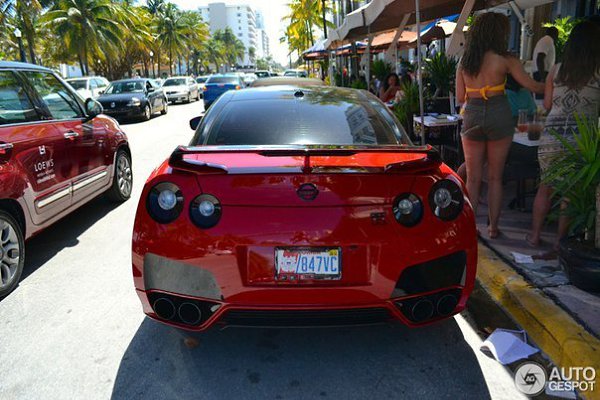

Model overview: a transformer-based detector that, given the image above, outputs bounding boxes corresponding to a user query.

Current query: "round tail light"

[190,194,222,229]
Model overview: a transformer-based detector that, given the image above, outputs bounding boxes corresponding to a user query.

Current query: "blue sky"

[171,0,290,64]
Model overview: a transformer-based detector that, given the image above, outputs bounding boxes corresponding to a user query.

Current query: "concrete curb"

[476,244,600,400]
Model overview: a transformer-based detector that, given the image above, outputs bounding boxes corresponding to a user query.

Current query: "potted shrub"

[544,115,600,293]
[392,81,422,139]
[424,52,458,98]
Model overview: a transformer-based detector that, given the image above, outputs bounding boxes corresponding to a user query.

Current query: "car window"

[0,71,40,125]
[163,78,187,86]
[206,76,239,84]
[89,79,98,89]
[201,95,411,146]
[95,78,107,87]
[105,81,145,94]
[67,80,87,90]
[25,71,82,120]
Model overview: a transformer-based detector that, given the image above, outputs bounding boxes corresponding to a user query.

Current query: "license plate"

[275,248,341,280]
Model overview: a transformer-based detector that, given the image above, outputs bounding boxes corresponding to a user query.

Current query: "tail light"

[428,179,464,221]
[190,194,222,229]
[147,182,184,224]
[392,193,423,227]
[235,85,241,90]
[203,86,208,91]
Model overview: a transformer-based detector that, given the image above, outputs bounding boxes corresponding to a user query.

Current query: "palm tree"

[154,3,188,75]
[248,46,256,65]
[0,0,48,64]
[41,0,123,75]
[213,27,244,68]
[284,0,333,55]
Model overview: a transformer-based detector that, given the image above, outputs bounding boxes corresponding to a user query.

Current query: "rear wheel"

[0,211,24,299]
[106,150,133,202]
[161,99,168,115]
[142,104,151,121]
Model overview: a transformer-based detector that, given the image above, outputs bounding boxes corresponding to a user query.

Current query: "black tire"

[106,150,133,202]
[185,94,191,104]
[0,210,24,299]
[142,104,152,121]
[161,99,168,115]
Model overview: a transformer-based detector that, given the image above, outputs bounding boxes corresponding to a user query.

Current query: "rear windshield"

[196,77,208,83]
[163,78,186,86]
[67,80,87,90]
[196,93,412,146]
[207,76,239,84]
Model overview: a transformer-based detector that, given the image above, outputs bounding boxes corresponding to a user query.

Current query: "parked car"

[131,86,477,331]
[97,78,168,121]
[250,77,325,88]
[66,76,110,100]
[202,74,243,109]
[242,73,257,86]
[162,76,200,104]
[0,61,132,298]
[254,70,271,78]
[283,69,308,78]
[195,76,209,98]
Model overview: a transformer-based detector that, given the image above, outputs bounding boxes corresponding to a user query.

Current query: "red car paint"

[0,64,130,240]
[132,144,477,330]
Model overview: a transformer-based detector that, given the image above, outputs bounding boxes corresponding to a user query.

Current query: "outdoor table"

[413,114,462,169]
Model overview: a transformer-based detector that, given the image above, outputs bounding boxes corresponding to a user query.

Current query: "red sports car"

[132,86,477,330]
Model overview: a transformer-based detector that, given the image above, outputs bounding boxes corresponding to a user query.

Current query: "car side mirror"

[98,90,105,95]
[189,116,203,130]
[147,87,155,93]
[84,98,103,119]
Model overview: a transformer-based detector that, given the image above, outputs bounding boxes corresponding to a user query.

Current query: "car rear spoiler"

[168,145,442,174]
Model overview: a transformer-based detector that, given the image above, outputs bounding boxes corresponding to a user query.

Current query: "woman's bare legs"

[486,135,513,238]
[462,138,486,217]
[529,183,553,246]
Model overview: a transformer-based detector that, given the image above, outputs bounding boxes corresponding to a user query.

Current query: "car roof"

[110,78,150,84]
[0,60,52,72]
[208,74,240,78]
[251,77,324,87]
[164,76,191,80]
[225,85,366,103]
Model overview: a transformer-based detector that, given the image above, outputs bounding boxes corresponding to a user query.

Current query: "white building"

[199,3,260,66]
[255,10,270,59]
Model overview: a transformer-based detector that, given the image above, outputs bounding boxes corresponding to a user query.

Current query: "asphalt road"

[0,101,526,400]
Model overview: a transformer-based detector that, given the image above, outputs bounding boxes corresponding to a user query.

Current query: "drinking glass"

[517,109,528,133]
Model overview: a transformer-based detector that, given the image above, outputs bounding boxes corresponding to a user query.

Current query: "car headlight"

[392,193,423,227]
[146,182,183,224]
[190,194,221,229]
[428,179,464,221]
[128,97,141,106]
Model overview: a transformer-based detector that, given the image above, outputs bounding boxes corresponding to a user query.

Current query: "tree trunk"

[169,47,173,75]
[78,53,85,77]
[25,30,36,64]
[596,185,600,250]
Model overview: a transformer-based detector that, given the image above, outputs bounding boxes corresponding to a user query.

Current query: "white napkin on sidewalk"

[480,329,539,365]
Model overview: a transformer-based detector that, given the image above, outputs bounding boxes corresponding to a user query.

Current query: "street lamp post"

[149,51,155,78]
[14,28,27,63]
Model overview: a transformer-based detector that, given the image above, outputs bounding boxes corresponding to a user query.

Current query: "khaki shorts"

[461,96,514,141]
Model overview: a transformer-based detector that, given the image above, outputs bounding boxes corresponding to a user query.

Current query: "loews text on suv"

[0,61,133,297]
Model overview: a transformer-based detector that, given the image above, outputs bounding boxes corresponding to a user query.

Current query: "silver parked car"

[162,76,200,103]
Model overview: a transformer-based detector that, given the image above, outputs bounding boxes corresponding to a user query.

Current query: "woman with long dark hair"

[379,73,400,102]
[527,21,600,249]
[456,12,544,238]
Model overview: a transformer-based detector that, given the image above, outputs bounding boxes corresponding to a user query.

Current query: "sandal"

[525,233,540,248]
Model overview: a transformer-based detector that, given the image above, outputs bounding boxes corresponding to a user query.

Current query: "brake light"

[235,85,241,90]
[203,86,208,91]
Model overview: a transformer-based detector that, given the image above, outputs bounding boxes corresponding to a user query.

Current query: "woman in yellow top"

[456,12,544,238]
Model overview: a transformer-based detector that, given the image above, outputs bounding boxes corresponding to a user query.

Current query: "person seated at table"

[379,73,401,103]
[527,20,600,251]
[506,74,537,125]
[456,12,544,239]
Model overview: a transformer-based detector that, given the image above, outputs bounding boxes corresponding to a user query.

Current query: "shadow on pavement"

[111,318,492,399]
[21,196,121,281]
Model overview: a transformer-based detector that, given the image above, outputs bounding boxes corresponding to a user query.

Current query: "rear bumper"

[166,93,189,102]
[102,107,143,118]
[134,247,476,331]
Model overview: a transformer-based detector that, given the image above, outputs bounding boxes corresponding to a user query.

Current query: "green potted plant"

[424,52,458,98]
[392,81,422,138]
[371,59,392,82]
[544,115,600,292]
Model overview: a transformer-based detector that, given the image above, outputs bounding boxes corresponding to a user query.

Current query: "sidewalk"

[474,186,600,399]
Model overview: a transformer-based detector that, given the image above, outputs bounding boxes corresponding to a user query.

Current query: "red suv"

[0,61,133,297]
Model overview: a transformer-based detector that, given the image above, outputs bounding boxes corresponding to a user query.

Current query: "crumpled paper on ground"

[480,329,539,365]
[511,252,534,264]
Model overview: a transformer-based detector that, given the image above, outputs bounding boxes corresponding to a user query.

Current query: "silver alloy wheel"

[0,218,21,290]
[145,105,151,120]
[117,154,133,197]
